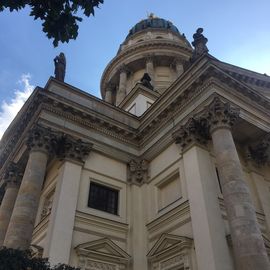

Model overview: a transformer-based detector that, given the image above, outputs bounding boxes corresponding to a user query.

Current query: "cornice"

[0,89,45,174]
[138,61,270,148]
[41,102,140,146]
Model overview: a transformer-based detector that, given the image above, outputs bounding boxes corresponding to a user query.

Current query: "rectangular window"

[88,182,119,215]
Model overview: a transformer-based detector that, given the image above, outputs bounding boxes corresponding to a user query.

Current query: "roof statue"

[191,28,209,60]
[54,52,66,82]
[140,73,153,90]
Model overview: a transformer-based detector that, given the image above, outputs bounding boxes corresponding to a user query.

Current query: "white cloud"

[0,74,34,139]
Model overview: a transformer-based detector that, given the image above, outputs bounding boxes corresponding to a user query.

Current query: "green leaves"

[0,0,104,46]
[0,247,80,270]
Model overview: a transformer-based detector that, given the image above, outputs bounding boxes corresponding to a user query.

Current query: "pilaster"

[174,119,233,270]
[44,134,92,265]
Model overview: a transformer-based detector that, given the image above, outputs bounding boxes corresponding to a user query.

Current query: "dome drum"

[100,16,193,106]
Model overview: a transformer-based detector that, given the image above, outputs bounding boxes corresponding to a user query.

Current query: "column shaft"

[211,128,270,269]
[105,89,113,104]
[146,59,154,87]
[116,70,127,106]
[4,150,48,249]
[0,183,19,246]
[176,61,184,76]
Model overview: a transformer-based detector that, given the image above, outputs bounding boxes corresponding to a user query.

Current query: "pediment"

[147,234,193,258]
[75,238,131,261]
[119,83,160,109]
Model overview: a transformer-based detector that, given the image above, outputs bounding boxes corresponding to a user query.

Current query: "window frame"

[88,181,119,215]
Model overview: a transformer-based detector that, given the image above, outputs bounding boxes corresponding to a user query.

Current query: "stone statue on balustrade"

[54,52,66,82]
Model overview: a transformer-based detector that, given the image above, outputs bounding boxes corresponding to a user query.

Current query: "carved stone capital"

[171,57,185,67]
[246,133,270,166]
[4,162,23,189]
[26,124,54,154]
[172,118,209,152]
[203,97,239,134]
[118,64,129,74]
[53,134,93,163]
[128,159,149,185]
[145,53,155,64]
[105,82,115,92]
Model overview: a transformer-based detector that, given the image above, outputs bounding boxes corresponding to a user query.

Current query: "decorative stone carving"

[172,118,209,151]
[52,134,93,163]
[145,54,155,64]
[127,159,149,184]
[40,190,54,220]
[203,97,240,133]
[118,64,129,74]
[247,133,270,165]
[4,162,23,188]
[26,124,54,154]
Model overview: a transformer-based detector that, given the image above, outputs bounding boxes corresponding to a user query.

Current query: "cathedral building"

[0,15,270,270]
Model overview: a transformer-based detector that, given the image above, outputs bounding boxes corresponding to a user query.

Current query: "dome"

[126,15,180,39]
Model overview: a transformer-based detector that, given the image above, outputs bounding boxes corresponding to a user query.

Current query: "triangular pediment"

[75,238,131,261]
[119,83,160,109]
[147,234,193,258]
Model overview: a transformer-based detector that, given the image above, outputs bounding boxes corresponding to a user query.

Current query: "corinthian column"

[205,97,270,270]
[0,163,22,246]
[4,125,52,249]
[116,66,128,106]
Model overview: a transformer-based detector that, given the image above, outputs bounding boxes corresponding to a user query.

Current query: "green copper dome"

[126,16,180,39]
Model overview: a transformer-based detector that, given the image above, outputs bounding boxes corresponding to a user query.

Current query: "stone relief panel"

[40,189,55,220]
[78,258,126,270]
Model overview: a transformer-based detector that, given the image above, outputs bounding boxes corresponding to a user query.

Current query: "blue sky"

[0,0,270,138]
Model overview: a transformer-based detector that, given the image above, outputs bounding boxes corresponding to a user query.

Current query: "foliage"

[0,247,80,270]
[0,0,104,46]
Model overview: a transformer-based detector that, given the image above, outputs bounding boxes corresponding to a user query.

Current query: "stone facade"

[1,15,270,270]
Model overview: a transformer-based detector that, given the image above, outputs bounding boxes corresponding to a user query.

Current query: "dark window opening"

[215,167,223,193]
[88,182,119,215]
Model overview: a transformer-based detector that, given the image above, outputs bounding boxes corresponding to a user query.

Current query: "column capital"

[105,82,115,92]
[144,53,155,64]
[203,97,239,134]
[127,159,149,185]
[171,57,185,66]
[172,118,209,152]
[4,162,23,188]
[53,134,93,163]
[26,124,54,154]
[118,64,129,74]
